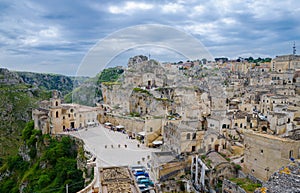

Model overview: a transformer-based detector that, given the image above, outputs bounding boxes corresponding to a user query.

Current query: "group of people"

[63,127,79,132]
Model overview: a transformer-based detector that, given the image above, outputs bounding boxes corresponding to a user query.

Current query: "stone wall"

[244,130,300,181]
[98,113,145,134]
[144,118,163,146]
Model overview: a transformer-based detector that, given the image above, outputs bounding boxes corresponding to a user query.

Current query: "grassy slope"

[0,84,51,158]
[0,122,84,193]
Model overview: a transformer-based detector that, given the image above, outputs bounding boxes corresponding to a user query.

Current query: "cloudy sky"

[0,0,300,76]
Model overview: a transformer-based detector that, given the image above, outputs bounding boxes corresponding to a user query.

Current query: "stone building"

[32,91,100,134]
[271,54,300,72]
[270,71,294,86]
[244,130,300,181]
[248,71,271,87]
[150,151,189,182]
[259,94,288,115]
[163,121,205,154]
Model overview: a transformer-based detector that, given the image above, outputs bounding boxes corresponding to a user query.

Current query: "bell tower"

[50,90,62,134]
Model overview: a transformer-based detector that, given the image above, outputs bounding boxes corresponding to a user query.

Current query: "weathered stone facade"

[163,121,205,154]
[33,91,100,134]
[271,55,300,72]
[244,130,300,181]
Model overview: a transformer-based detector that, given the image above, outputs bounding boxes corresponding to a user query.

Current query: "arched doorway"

[215,144,219,152]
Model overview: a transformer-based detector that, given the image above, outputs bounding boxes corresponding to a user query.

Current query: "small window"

[150,127,153,132]
[192,133,196,140]
[289,150,293,158]
[192,146,196,152]
[186,133,190,140]
[211,138,214,143]
[261,149,263,154]
[56,111,59,118]
[55,101,58,106]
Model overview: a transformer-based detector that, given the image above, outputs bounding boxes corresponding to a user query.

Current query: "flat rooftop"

[152,151,176,164]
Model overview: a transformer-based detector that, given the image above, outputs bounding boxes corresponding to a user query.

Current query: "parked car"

[133,168,145,173]
[134,170,149,177]
[136,175,148,180]
[137,178,154,186]
[138,184,150,193]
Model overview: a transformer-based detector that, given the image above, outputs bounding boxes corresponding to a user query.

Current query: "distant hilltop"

[0,68,23,85]
[128,55,148,67]
[0,68,89,96]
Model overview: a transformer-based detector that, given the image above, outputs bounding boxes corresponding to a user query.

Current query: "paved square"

[70,125,159,167]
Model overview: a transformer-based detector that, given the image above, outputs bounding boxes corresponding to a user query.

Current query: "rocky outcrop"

[0,68,23,85]
[254,162,300,193]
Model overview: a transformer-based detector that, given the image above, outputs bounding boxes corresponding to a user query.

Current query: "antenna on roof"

[148,54,151,60]
[293,41,296,55]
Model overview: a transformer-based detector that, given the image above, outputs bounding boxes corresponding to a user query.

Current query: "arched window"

[186,133,190,140]
[56,111,59,118]
[55,101,58,106]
